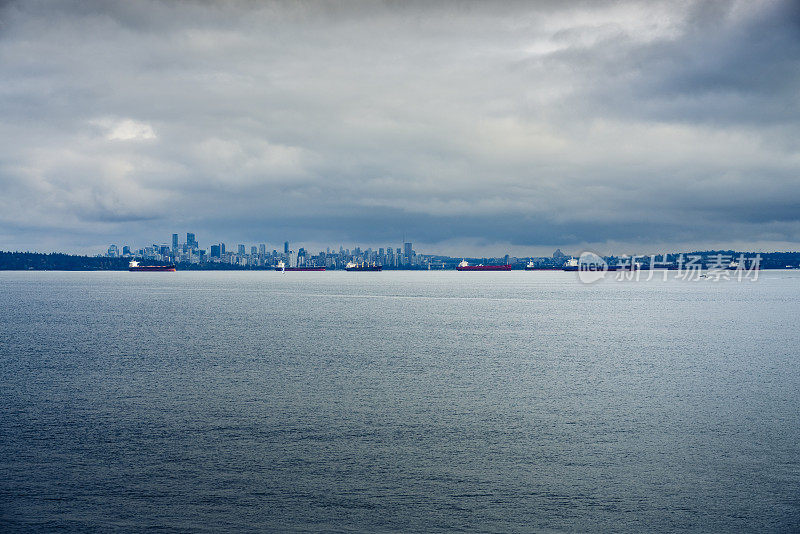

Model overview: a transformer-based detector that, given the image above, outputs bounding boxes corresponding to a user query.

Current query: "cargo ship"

[524,261,561,270]
[456,260,512,271]
[275,261,326,272]
[345,261,382,271]
[562,258,620,271]
[128,260,175,272]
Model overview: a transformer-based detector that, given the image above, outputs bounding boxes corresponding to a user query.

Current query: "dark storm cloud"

[590,0,800,126]
[0,0,798,254]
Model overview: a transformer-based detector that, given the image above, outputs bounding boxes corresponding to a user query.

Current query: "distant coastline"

[2,250,800,271]
[0,251,432,271]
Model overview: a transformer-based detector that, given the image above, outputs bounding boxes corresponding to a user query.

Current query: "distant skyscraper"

[251,246,257,256]
[122,245,130,256]
[404,242,413,265]
[259,244,266,255]
[284,241,289,254]
[220,243,225,255]
[107,244,119,257]
[172,233,178,251]
[210,244,221,258]
[238,244,246,256]
[187,233,197,249]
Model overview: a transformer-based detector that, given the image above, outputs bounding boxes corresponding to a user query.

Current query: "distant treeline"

[0,251,129,271]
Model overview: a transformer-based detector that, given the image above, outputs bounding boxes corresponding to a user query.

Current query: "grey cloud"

[573,1,800,126]
[0,0,799,254]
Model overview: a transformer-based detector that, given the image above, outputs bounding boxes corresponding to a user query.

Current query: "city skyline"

[95,230,800,269]
[12,224,800,264]
[104,231,426,268]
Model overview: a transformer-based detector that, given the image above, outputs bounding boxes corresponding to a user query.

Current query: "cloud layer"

[1,0,799,254]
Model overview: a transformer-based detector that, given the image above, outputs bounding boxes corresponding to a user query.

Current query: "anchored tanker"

[346,261,382,271]
[275,260,325,272]
[128,260,175,272]
[524,260,561,271]
[456,260,511,271]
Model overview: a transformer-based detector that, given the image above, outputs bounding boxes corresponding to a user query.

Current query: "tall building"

[238,244,246,256]
[107,244,119,257]
[259,244,266,256]
[403,242,414,266]
[122,245,131,256]
[172,233,178,251]
[251,246,258,256]
[210,244,221,258]
[284,241,289,254]
[187,233,197,249]
[220,243,225,255]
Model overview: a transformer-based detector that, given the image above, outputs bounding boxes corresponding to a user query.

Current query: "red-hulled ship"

[128,260,176,272]
[456,260,512,271]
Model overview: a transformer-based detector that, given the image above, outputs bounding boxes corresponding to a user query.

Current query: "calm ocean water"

[1,270,799,532]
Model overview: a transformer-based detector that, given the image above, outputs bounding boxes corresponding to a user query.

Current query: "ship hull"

[563,266,651,271]
[346,266,383,271]
[457,265,512,271]
[129,265,176,272]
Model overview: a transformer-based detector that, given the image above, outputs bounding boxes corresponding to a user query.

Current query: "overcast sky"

[1,0,798,256]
